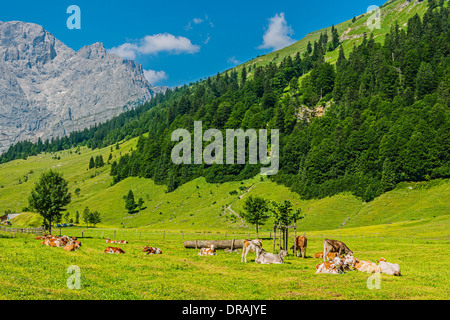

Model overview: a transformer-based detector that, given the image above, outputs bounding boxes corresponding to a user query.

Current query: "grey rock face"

[0,21,159,153]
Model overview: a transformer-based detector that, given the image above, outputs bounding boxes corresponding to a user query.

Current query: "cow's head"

[377,258,386,263]
[279,250,288,260]
[344,254,355,266]
[333,256,343,267]
[251,239,262,247]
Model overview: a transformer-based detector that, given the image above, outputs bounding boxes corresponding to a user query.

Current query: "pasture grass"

[0,230,448,300]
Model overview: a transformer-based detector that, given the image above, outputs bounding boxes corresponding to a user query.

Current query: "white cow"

[255,249,288,264]
[241,239,263,263]
[377,258,401,276]
[315,256,345,274]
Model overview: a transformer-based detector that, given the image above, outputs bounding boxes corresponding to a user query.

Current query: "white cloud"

[193,18,204,24]
[227,56,240,65]
[109,33,200,59]
[109,43,139,60]
[258,13,295,51]
[144,69,168,84]
[139,33,200,54]
[184,15,214,31]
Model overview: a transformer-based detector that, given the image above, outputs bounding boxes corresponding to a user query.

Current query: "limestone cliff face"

[0,21,160,152]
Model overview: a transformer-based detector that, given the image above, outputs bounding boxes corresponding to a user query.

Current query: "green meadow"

[0,231,448,300]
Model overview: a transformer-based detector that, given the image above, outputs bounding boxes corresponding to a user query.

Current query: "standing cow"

[241,239,262,263]
[290,235,307,258]
[323,239,353,262]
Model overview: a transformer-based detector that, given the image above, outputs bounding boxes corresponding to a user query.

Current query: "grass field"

[0,230,448,300]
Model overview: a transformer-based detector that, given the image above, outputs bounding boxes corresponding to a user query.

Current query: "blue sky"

[1,0,386,87]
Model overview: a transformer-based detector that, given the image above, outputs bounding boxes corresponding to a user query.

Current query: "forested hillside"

[111,0,450,201]
[1,0,449,203]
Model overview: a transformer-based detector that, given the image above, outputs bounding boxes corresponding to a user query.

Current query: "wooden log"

[184,239,246,249]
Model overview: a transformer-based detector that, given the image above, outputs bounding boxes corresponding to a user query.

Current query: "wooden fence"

[0,225,448,245]
[0,226,45,236]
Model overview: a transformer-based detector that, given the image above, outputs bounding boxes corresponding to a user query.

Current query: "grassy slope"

[8,212,43,228]
[0,135,448,237]
[230,0,429,79]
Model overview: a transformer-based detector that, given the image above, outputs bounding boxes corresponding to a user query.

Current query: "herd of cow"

[35,233,401,276]
[232,236,401,276]
[35,234,163,255]
[36,234,82,251]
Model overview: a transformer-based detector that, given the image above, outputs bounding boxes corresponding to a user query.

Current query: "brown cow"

[198,244,217,256]
[143,246,162,254]
[290,235,307,258]
[344,255,377,273]
[313,251,341,260]
[106,237,128,244]
[64,243,80,251]
[104,247,125,254]
[323,239,353,262]
[315,257,345,274]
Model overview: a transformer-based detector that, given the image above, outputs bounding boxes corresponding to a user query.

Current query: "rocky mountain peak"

[0,21,159,153]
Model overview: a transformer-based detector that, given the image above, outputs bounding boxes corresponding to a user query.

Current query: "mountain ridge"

[0,20,165,153]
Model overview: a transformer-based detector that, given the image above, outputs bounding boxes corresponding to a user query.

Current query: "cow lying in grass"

[313,251,342,260]
[143,246,162,255]
[255,249,288,264]
[343,255,378,273]
[41,235,81,250]
[241,239,262,263]
[105,238,128,244]
[198,244,216,256]
[377,258,401,276]
[35,233,53,240]
[315,257,345,274]
[104,247,125,254]
[224,248,239,253]
[64,243,81,251]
